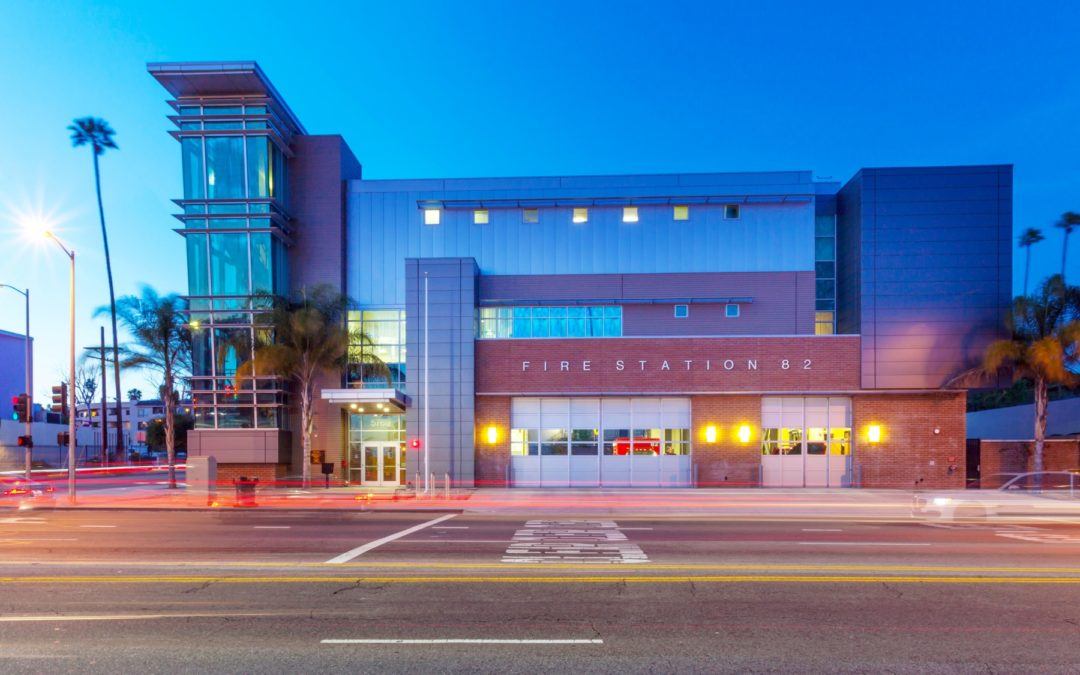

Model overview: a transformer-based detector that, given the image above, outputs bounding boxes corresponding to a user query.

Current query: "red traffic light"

[409,438,421,449]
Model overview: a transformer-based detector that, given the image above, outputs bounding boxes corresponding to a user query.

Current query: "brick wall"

[977,439,1080,487]
[691,395,762,486]
[476,336,860,394]
[852,392,967,489]
[214,463,288,487]
[475,396,511,487]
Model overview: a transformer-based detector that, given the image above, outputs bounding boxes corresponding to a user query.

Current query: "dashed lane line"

[322,639,603,645]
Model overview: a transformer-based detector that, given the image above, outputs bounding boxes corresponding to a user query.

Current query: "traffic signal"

[11,393,29,422]
[51,384,68,422]
[310,450,326,465]
[16,435,33,448]
[57,431,71,446]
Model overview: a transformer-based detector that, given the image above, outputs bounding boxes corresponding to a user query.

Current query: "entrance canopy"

[320,388,409,415]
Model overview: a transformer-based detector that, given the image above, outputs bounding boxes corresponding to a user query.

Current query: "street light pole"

[45,232,77,504]
[0,284,32,480]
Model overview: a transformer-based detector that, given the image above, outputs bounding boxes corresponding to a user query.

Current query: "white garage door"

[509,397,692,487]
[760,397,852,487]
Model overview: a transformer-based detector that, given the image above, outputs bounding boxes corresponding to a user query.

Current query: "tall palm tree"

[69,117,125,461]
[1055,211,1080,283]
[99,287,191,488]
[238,285,384,488]
[978,276,1080,475]
[1018,227,1045,296]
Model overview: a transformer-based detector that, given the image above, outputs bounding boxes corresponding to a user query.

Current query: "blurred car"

[913,471,1080,521]
[0,475,55,499]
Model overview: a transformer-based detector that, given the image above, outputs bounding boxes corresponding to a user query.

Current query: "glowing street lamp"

[41,229,78,503]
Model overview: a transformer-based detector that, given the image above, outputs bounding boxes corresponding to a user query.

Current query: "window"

[622,206,638,223]
[724,204,740,220]
[473,209,489,224]
[572,207,588,224]
[347,309,407,389]
[523,208,539,223]
[423,208,440,225]
[815,310,835,335]
[725,303,740,318]
[674,304,689,318]
[476,305,622,338]
[673,205,689,221]
[204,136,245,199]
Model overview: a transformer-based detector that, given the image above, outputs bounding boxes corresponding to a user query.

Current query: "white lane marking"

[0,612,280,623]
[79,525,116,528]
[321,639,603,645]
[403,539,508,544]
[0,538,77,542]
[798,542,930,546]
[325,514,457,563]
[503,520,649,564]
[432,526,469,529]
[996,533,1080,544]
[0,517,46,524]
[254,526,291,529]
[802,528,843,532]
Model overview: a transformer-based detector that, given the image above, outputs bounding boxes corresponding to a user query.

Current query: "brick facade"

[214,462,289,487]
[691,396,762,486]
[852,392,967,489]
[475,396,511,487]
[473,391,969,489]
[476,336,861,395]
[976,439,1080,487]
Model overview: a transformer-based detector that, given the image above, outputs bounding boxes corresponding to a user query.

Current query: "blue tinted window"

[181,138,204,199]
[205,137,245,199]
[186,234,209,296]
[209,233,250,295]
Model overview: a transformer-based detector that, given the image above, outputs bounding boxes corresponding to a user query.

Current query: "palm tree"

[238,285,384,488]
[1055,211,1080,283]
[978,275,1080,475]
[69,117,125,461]
[1018,228,1045,296]
[99,287,191,488]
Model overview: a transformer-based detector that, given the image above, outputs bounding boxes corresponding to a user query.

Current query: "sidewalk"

[7,484,923,519]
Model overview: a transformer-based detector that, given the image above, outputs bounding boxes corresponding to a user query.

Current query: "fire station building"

[150,61,1012,489]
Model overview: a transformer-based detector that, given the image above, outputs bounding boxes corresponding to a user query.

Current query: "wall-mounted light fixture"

[737,424,751,444]
[705,424,718,444]
[867,424,882,444]
[485,425,499,444]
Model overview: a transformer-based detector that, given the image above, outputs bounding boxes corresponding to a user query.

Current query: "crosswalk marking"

[502,520,649,564]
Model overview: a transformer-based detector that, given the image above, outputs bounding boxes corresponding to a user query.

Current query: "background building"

[0,329,32,422]
[151,62,1012,488]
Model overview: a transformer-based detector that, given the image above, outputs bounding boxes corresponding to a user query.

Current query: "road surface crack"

[880,582,903,599]
[182,581,213,594]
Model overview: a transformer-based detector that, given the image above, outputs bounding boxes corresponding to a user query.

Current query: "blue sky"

[1,0,1078,401]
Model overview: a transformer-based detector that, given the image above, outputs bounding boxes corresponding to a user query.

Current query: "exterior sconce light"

[485,425,499,444]
[867,424,882,444]
[737,424,751,444]
[705,425,718,444]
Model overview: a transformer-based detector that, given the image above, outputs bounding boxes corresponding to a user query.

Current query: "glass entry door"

[362,444,400,486]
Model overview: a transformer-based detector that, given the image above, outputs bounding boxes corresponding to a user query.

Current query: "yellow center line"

[2,574,1080,584]
[6,561,1080,574]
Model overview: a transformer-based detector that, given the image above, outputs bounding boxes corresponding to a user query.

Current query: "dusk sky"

[1,0,1078,400]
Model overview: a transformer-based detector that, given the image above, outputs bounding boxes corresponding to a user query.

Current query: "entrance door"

[362,444,400,486]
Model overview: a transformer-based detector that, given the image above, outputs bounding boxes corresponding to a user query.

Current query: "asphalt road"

[0,509,1078,673]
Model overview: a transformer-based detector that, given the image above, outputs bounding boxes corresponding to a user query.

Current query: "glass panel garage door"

[761,397,852,487]
[510,397,691,487]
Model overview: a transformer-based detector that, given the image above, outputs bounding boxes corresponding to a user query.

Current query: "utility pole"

[100,326,108,467]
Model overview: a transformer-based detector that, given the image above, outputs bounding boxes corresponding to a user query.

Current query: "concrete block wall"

[405,258,478,486]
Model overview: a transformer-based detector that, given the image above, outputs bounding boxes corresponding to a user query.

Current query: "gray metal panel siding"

[478,271,815,336]
[836,173,862,336]
[347,173,817,306]
[405,258,478,487]
[844,165,1012,389]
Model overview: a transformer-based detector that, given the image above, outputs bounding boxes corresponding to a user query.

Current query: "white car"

[913,471,1080,521]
